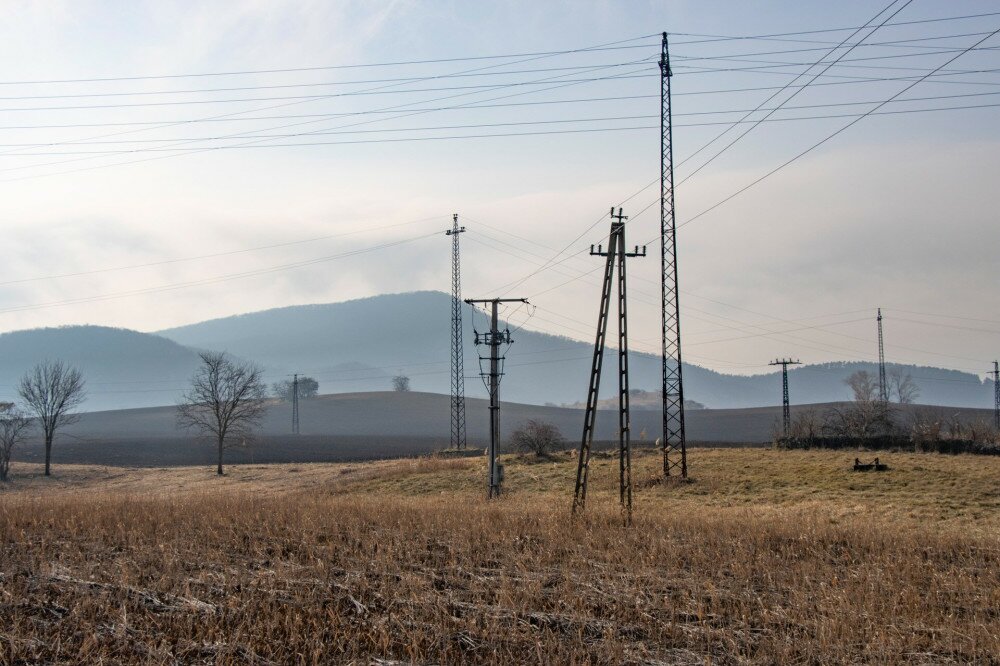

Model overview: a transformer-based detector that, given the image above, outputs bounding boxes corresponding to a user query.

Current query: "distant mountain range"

[0,291,991,412]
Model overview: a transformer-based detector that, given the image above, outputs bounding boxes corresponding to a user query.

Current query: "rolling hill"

[0,326,204,411]
[156,291,993,409]
[0,292,990,412]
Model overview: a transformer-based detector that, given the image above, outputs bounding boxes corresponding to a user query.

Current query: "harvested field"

[1,448,998,663]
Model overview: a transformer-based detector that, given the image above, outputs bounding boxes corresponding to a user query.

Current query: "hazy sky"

[0,0,998,379]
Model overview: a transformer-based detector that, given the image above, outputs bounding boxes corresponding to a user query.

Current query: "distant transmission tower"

[877,308,888,402]
[659,32,687,479]
[291,373,300,435]
[446,214,467,450]
[769,358,801,436]
[990,360,999,430]
[573,207,646,519]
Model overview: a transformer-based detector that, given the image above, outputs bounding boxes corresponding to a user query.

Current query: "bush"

[509,420,563,457]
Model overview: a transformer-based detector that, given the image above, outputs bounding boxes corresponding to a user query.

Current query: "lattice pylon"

[447,215,467,450]
[659,32,687,478]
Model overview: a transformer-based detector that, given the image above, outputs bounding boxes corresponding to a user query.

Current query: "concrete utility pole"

[769,358,801,436]
[464,296,528,499]
[446,214,468,450]
[573,207,646,520]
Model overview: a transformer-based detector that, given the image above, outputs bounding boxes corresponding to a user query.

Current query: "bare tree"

[788,408,822,441]
[845,370,879,403]
[178,352,267,475]
[18,360,86,477]
[888,368,919,404]
[825,370,895,439]
[509,419,563,457]
[392,375,411,392]
[0,403,32,482]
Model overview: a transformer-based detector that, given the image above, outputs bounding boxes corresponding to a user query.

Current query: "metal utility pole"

[573,207,646,518]
[464,296,528,499]
[769,358,801,436]
[659,32,688,479]
[990,361,999,430]
[446,214,468,450]
[291,373,300,435]
[877,308,888,403]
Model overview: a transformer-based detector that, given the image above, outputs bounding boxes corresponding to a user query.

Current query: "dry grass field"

[1,447,998,664]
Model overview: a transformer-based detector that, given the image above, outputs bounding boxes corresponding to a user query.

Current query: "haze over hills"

[0,291,991,412]
[156,291,992,409]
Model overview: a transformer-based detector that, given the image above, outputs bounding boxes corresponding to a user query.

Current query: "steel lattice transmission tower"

[659,32,687,478]
[446,214,468,450]
[877,308,888,403]
[990,361,999,430]
[769,359,801,436]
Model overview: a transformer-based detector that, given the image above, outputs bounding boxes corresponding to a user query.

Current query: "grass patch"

[1,447,998,663]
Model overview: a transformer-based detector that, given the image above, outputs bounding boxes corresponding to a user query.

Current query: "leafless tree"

[392,375,411,392]
[824,370,896,438]
[177,352,266,475]
[18,360,86,477]
[0,403,32,482]
[788,408,822,441]
[888,368,919,404]
[509,419,563,457]
[845,370,879,403]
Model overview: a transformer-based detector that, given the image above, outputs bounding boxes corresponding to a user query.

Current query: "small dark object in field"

[853,457,889,472]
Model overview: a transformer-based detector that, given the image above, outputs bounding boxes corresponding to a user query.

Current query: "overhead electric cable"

[676,25,1000,229]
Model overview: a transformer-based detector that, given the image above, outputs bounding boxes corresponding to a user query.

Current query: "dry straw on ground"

[1,448,998,664]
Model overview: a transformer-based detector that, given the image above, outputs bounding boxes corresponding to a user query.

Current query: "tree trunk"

[44,434,52,476]
[217,435,224,475]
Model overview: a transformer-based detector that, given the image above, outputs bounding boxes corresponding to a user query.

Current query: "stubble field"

[1,447,998,664]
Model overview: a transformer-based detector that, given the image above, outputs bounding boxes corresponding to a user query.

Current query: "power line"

[9,89,1000,150]
[0,36,990,103]
[0,62,659,101]
[0,58,657,181]
[676,26,1000,230]
[670,11,1000,45]
[676,0,914,186]
[0,71,656,114]
[1,9,994,86]
[0,39,660,86]
[3,100,998,161]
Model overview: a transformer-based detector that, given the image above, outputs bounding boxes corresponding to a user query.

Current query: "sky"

[0,0,998,380]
